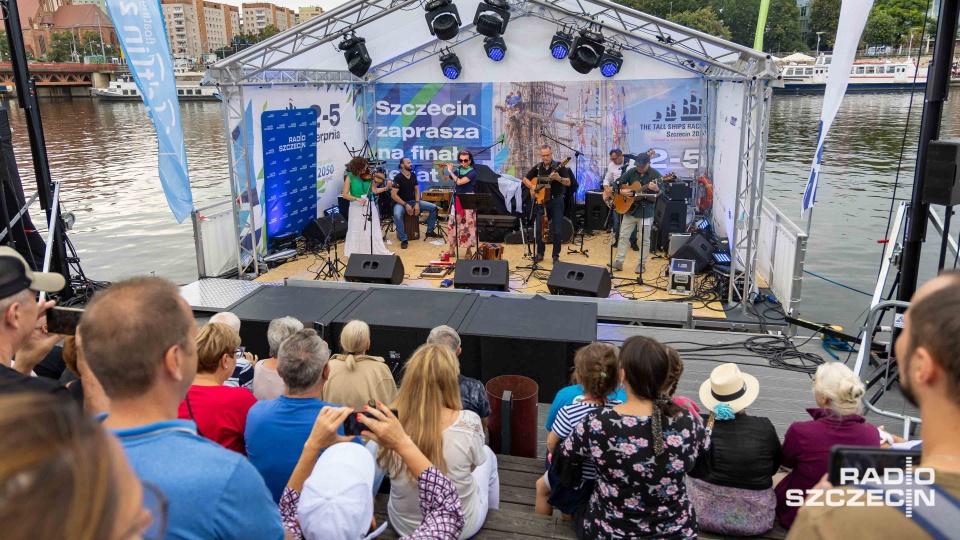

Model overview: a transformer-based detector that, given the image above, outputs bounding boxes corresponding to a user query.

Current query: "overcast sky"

[219,0,349,11]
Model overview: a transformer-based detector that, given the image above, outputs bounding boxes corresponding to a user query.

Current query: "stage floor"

[258,227,768,321]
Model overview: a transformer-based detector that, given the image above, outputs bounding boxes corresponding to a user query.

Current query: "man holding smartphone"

[788,271,960,539]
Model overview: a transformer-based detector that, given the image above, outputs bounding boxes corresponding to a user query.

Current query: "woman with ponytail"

[687,363,781,536]
[555,336,709,539]
[322,320,398,410]
[774,362,880,528]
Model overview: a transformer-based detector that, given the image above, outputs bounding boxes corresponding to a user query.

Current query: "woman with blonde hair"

[322,319,398,410]
[381,344,499,539]
[177,322,257,454]
[774,362,881,528]
[0,393,164,539]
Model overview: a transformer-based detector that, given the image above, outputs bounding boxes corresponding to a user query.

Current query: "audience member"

[253,316,303,400]
[0,393,162,539]
[322,319,398,410]
[536,342,620,516]
[176,322,257,454]
[689,363,781,536]
[774,361,878,528]
[58,336,85,402]
[209,311,257,389]
[545,377,627,434]
[380,344,499,539]
[553,335,709,538]
[426,325,491,431]
[81,277,284,540]
[664,345,699,414]
[246,328,359,502]
[788,271,960,538]
[280,404,466,539]
[0,246,65,395]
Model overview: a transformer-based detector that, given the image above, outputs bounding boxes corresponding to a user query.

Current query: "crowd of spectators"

[2,249,959,539]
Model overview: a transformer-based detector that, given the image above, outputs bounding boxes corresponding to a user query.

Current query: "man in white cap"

[0,246,67,395]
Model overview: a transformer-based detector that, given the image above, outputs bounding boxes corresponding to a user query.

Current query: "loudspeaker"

[454,259,509,291]
[653,198,687,252]
[585,190,609,231]
[345,254,404,285]
[547,262,611,298]
[662,179,692,201]
[924,141,960,206]
[302,214,347,244]
[672,231,713,274]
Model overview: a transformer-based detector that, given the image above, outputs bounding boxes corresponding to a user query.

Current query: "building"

[161,0,203,62]
[72,0,108,16]
[797,0,812,44]
[19,0,118,60]
[298,6,323,24]
[243,2,297,34]
[51,4,118,54]
[203,1,241,53]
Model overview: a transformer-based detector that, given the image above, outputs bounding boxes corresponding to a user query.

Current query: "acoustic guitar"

[613,172,676,215]
[605,150,656,208]
[529,157,572,205]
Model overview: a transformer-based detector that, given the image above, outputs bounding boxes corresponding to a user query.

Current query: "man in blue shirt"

[79,277,284,540]
[245,328,361,502]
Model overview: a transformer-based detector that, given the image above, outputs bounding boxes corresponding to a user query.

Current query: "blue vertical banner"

[105,0,193,222]
[262,108,318,246]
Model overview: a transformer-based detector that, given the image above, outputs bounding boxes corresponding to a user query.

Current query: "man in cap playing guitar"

[610,153,663,274]
[523,145,573,264]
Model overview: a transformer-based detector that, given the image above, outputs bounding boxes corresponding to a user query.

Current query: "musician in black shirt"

[522,145,573,263]
[390,157,440,249]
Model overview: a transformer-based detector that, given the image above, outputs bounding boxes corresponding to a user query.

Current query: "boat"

[92,71,220,102]
[775,54,928,94]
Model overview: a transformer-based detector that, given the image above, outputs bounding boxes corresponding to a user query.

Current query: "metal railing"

[191,197,238,278]
[756,197,808,328]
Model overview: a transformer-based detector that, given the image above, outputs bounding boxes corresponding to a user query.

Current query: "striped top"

[551,399,621,481]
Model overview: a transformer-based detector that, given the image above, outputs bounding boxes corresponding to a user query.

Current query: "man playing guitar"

[522,145,573,263]
[610,153,663,274]
[602,148,638,251]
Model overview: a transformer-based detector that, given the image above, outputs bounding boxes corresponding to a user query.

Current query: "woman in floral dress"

[556,336,710,539]
[445,150,478,259]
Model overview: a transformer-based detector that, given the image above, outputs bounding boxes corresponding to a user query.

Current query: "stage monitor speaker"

[454,259,509,292]
[662,179,692,201]
[457,296,597,397]
[547,262,611,298]
[302,214,347,244]
[331,288,478,382]
[672,231,713,274]
[585,190,609,231]
[924,140,960,206]
[345,254,404,285]
[653,198,687,252]
[226,285,363,359]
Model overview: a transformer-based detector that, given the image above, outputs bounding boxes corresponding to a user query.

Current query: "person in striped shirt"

[535,342,621,516]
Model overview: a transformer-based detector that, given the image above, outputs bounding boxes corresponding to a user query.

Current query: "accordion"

[480,243,504,260]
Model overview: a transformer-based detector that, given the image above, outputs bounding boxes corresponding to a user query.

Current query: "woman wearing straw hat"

[689,363,782,536]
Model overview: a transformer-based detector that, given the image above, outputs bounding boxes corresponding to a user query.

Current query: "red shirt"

[177,385,257,454]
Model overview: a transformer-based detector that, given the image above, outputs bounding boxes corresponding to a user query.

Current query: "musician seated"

[390,157,440,249]
[611,153,663,275]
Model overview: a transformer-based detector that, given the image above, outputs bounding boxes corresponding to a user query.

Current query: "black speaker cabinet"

[302,214,347,244]
[547,262,611,298]
[454,259,509,291]
[672,231,714,274]
[662,179,692,201]
[653,198,687,252]
[924,141,960,206]
[585,190,609,231]
[345,254,405,285]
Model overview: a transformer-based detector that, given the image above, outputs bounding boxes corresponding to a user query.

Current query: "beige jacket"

[321,353,399,410]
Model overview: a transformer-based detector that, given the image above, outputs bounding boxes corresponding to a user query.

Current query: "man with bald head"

[788,270,960,539]
[80,277,283,540]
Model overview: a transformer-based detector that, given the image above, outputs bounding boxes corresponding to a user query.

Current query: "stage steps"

[372,454,787,539]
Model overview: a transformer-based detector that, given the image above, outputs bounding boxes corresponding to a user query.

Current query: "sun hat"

[699,363,760,413]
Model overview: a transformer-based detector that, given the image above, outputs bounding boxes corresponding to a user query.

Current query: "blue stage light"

[552,44,568,59]
[440,51,462,79]
[489,47,504,61]
[549,30,573,60]
[598,49,622,78]
[443,65,460,78]
[484,35,506,61]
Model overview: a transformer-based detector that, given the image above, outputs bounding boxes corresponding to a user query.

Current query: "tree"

[668,8,732,40]
[807,0,841,50]
[763,0,802,52]
[257,25,280,42]
[0,32,8,61]
[81,31,113,57]
[864,7,898,46]
[874,0,930,40]
[44,31,75,62]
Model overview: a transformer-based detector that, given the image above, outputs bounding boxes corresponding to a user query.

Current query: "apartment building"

[161,0,203,61]
[298,6,323,23]
[243,2,297,34]
[203,1,240,51]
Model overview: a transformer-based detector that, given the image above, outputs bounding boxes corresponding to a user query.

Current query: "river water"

[4,93,953,328]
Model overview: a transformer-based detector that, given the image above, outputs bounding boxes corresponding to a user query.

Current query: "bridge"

[0,62,120,97]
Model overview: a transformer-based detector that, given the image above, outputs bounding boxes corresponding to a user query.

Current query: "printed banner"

[369,79,702,203]
[105,0,193,222]
[262,108,318,247]
[802,0,875,217]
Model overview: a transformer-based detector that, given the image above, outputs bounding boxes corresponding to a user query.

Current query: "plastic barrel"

[486,375,538,458]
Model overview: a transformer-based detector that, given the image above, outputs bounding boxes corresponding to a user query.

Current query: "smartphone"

[46,306,83,335]
[341,409,399,437]
[828,445,922,486]
[235,346,246,360]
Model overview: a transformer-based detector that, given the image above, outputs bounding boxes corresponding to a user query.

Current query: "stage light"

[338,34,371,78]
[599,49,622,77]
[484,35,506,61]
[549,29,573,60]
[440,51,462,79]
[473,0,510,38]
[425,0,461,41]
[569,28,605,74]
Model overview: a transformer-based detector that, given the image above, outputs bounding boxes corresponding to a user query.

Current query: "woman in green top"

[342,156,394,257]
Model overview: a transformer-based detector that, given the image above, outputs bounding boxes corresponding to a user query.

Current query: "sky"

[218,0,349,10]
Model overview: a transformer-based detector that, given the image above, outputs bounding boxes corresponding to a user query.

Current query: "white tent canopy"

[779,52,815,64]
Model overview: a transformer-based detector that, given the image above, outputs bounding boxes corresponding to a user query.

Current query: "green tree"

[257,25,280,42]
[807,0,841,49]
[874,0,930,40]
[44,31,75,62]
[763,0,802,52]
[81,31,113,57]
[864,7,899,46]
[667,8,731,40]
[0,32,8,61]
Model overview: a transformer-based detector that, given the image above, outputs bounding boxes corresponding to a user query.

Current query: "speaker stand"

[516,200,545,284]
[566,209,589,258]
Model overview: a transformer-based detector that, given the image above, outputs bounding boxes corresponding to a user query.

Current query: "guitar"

[529,157,572,205]
[613,172,676,215]
[605,150,656,207]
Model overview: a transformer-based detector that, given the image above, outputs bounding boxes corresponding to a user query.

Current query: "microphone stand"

[614,193,657,290]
